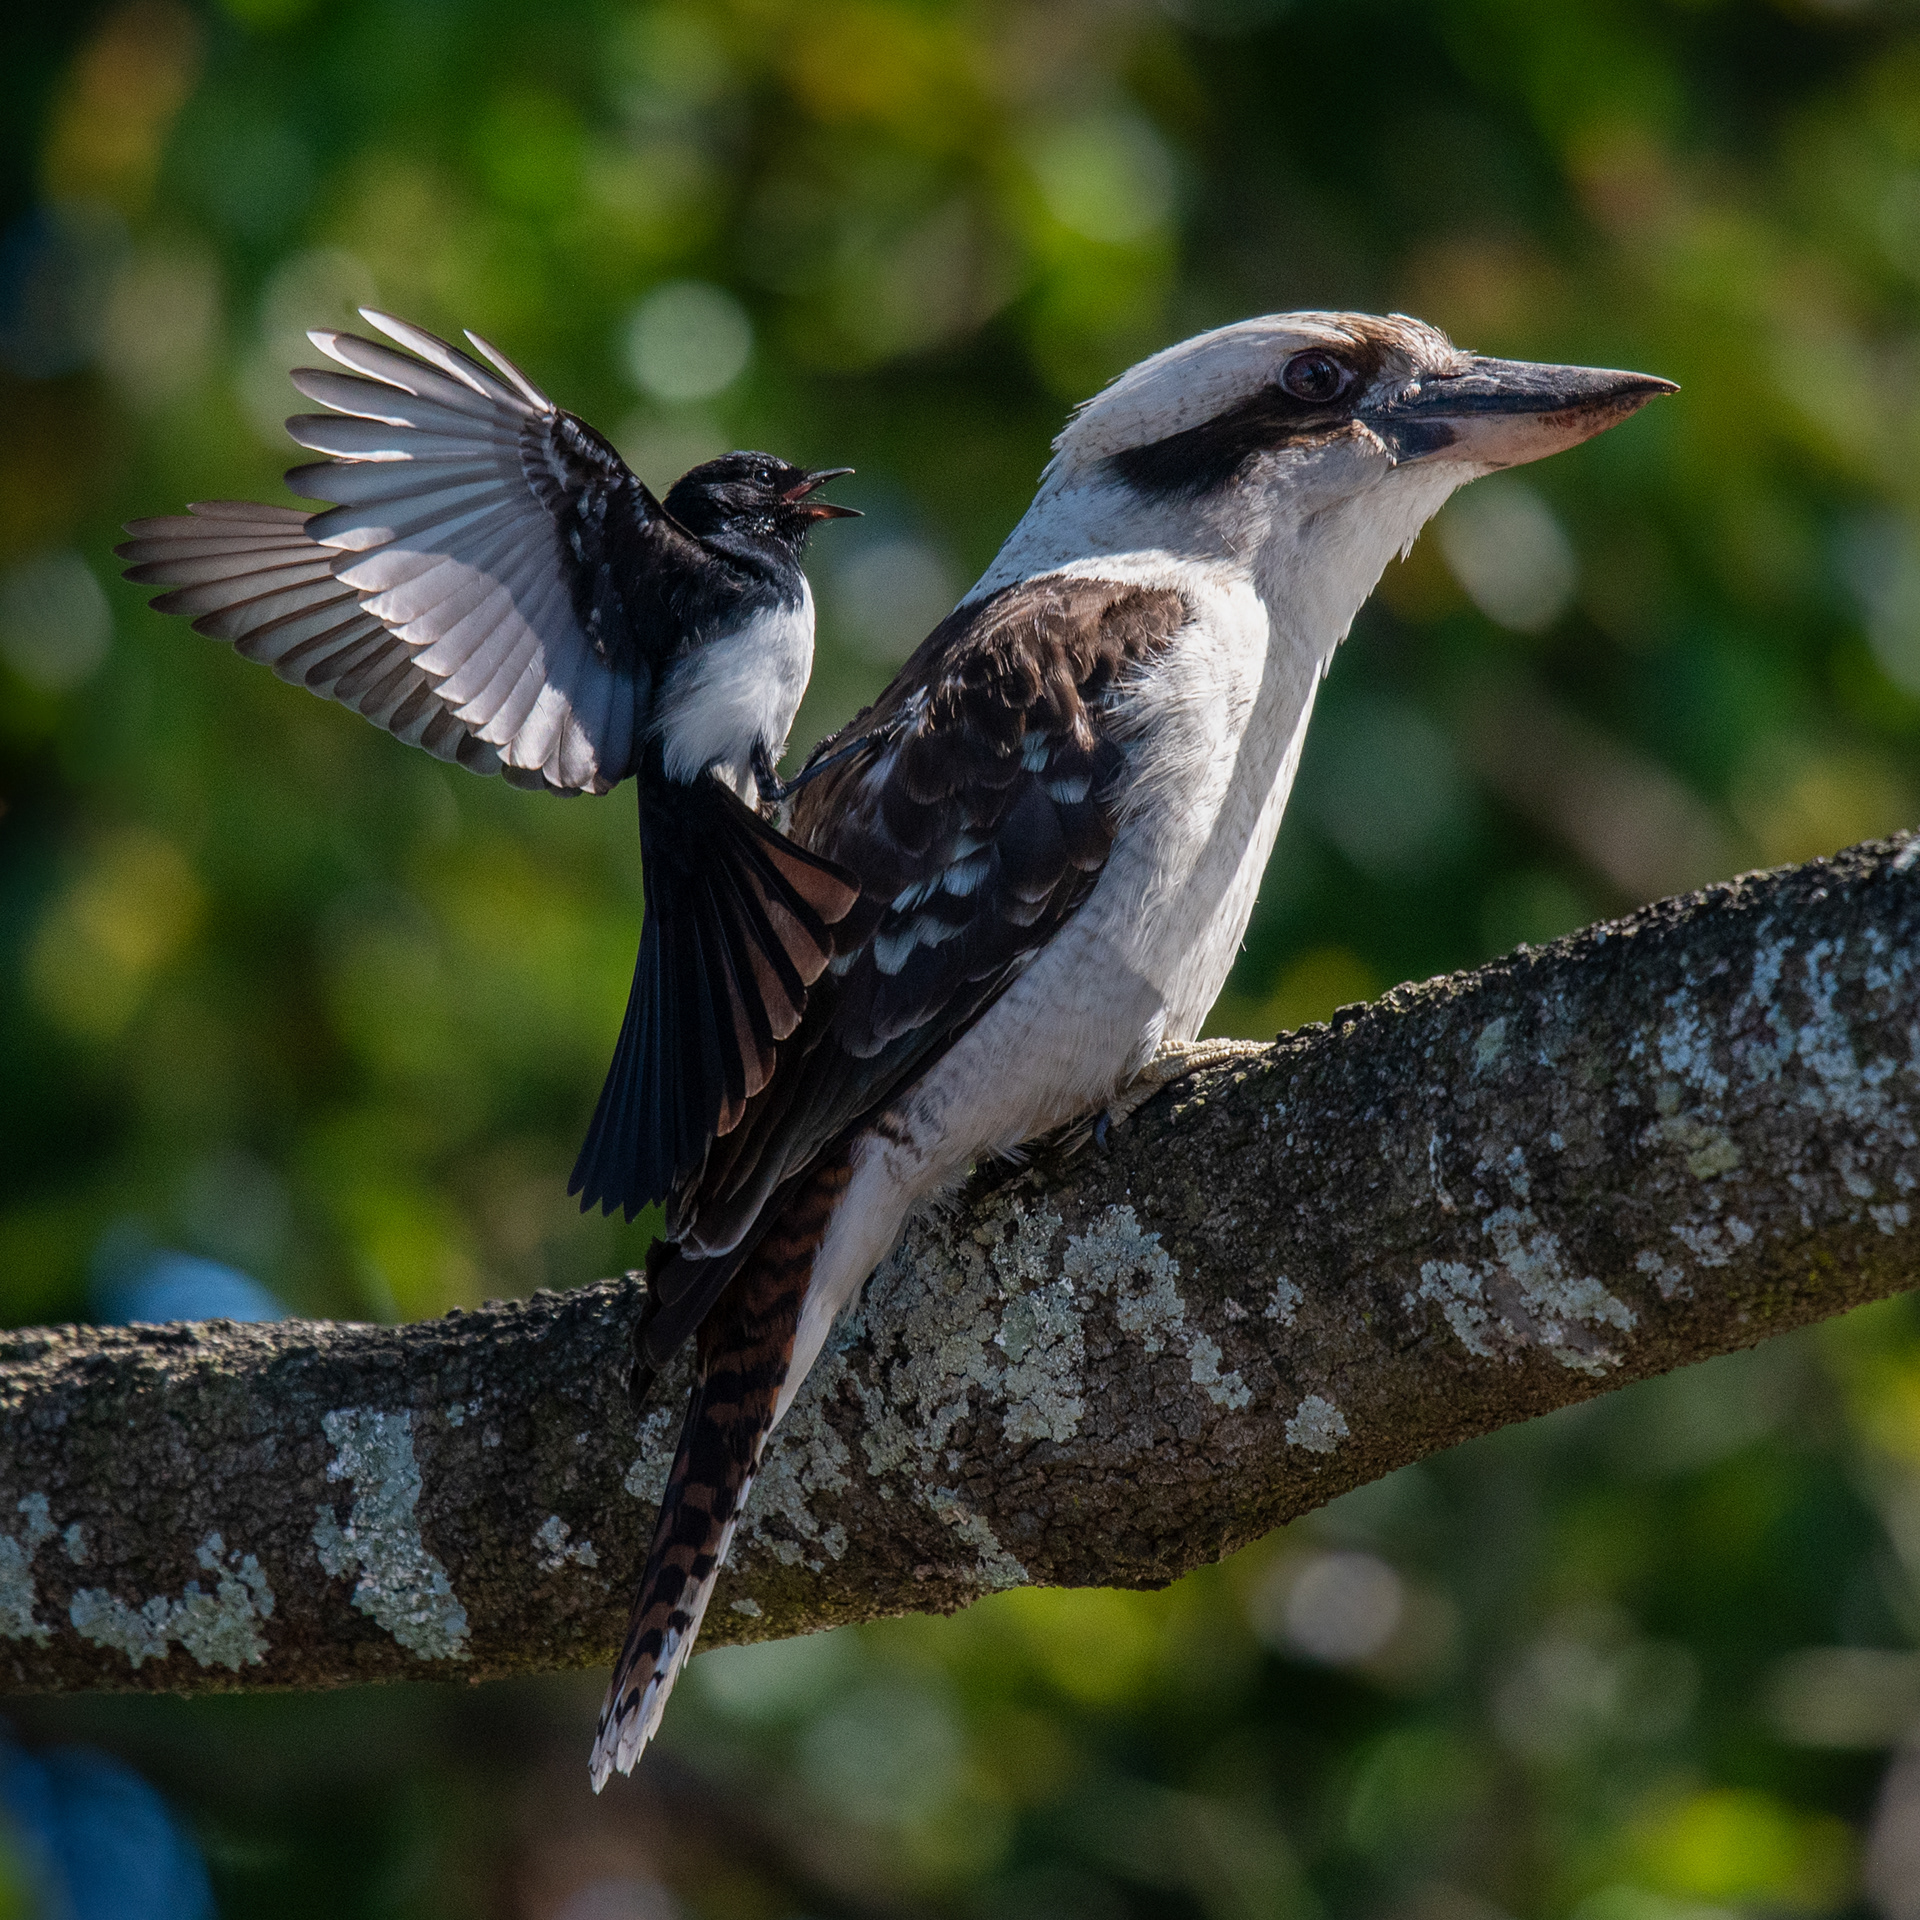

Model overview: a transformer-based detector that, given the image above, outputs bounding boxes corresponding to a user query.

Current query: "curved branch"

[5,837,1920,1697]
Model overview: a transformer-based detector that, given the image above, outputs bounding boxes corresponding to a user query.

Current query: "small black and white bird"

[589,309,1676,1786]
[118,309,862,1216]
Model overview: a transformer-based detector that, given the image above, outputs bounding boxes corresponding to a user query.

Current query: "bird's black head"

[664,453,859,559]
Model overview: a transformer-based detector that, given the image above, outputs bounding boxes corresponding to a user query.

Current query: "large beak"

[780,467,862,519]
[1368,358,1677,470]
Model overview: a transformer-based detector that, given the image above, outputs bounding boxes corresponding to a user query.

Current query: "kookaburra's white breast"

[1094,455,1470,1041]
[1107,570,1319,1041]
[774,553,1316,1420]
[653,576,816,797]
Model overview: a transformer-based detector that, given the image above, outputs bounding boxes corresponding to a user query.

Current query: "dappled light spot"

[1437,477,1580,634]
[235,247,378,445]
[622,281,752,403]
[1026,111,1177,246]
[1274,1550,1404,1665]
[25,828,202,1043]
[830,534,959,664]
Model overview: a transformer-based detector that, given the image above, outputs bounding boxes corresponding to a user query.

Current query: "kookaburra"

[590,308,1674,1787]
[118,310,864,1217]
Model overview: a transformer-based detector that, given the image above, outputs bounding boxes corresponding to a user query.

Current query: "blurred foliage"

[5,0,1920,1914]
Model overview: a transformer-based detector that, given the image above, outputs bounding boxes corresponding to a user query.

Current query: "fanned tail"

[590,1152,854,1789]
[571,773,859,1222]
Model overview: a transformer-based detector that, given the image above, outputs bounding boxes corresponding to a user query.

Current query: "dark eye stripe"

[1108,336,1388,498]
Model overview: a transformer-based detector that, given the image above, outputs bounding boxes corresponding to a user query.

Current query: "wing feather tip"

[462,327,553,412]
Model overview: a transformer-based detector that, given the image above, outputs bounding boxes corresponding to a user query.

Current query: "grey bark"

[5,835,1920,1698]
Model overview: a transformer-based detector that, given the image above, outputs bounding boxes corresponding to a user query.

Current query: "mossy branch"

[5,837,1920,1696]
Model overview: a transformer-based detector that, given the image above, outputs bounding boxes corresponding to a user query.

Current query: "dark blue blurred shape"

[0,203,126,380]
[0,1733,213,1920]
[91,1245,286,1327]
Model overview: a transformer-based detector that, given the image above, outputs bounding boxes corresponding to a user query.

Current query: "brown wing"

[118,309,705,795]
[635,573,1190,1367]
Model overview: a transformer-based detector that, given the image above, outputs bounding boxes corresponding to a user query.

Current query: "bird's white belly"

[654,584,814,797]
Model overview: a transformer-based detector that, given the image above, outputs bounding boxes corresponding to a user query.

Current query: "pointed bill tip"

[782,466,861,519]
[781,466,856,501]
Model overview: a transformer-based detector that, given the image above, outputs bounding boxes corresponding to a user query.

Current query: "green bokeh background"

[6,1,1920,1915]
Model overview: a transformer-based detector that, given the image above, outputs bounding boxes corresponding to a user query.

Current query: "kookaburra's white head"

[979,310,1674,646]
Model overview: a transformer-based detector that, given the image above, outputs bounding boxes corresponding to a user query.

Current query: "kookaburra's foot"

[1061,1038,1270,1155]
[1100,1038,1269,1138]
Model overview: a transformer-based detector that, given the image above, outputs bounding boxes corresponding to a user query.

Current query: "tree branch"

[6,837,1920,1697]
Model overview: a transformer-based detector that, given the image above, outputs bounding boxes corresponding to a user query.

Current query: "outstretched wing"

[635,574,1191,1366]
[118,309,704,795]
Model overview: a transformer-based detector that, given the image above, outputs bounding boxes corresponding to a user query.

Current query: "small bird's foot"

[754,728,890,808]
[1098,1038,1270,1138]
[752,741,792,808]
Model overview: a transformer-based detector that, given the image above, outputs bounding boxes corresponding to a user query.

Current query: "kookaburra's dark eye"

[1280,351,1352,404]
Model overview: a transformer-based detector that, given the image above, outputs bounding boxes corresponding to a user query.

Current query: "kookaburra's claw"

[1083,1038,1271,1150]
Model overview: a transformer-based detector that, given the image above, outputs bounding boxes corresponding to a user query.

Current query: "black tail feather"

[570,773,859,1222]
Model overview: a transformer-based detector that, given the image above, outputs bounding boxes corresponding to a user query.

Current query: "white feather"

[653,579,815,795]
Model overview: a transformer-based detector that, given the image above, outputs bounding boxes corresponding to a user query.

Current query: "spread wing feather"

[118,308,706,795]
[636,575,1189,1367]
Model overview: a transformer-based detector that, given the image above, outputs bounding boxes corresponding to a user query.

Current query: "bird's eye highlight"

[1280,351,1352,404]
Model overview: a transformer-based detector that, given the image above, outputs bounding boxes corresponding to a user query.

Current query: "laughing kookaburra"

[119,310,864,1220]
[573,306,1674,1785]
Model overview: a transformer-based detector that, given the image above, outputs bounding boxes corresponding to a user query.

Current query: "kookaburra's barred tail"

[589,1151,855,1790]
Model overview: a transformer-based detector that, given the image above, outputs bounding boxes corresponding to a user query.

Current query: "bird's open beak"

[781,468,862,519]
[1368,358,1677,470]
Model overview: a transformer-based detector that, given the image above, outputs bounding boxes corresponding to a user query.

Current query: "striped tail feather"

[589,1151,854,1789]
